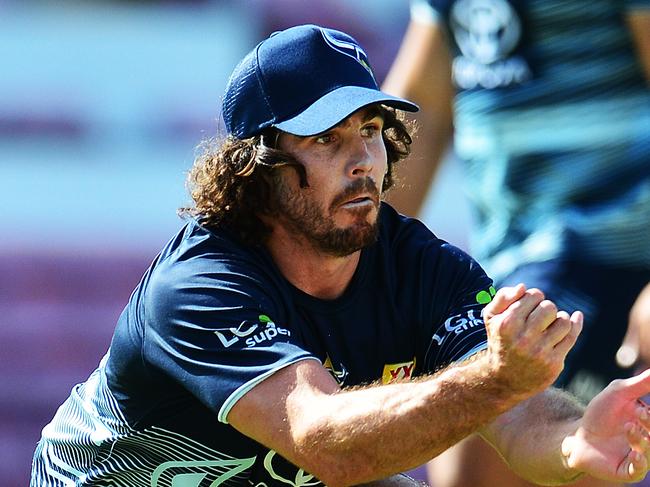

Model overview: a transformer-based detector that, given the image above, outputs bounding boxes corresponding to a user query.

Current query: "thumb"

[616,368,650,399]
[483,284,527,321]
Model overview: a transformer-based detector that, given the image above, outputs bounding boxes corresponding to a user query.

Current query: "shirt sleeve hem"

[217,356,323,424]
[454,341,488,364]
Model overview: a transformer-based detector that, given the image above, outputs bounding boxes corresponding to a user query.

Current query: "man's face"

[273,106,388,257]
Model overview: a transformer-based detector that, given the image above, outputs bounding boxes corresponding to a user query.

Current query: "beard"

[272,177,380,257]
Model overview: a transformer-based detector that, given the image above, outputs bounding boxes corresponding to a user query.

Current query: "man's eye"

[361,125,381,137]
[315,134,334,144]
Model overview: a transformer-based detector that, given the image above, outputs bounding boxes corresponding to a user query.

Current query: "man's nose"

[347,137,373,177]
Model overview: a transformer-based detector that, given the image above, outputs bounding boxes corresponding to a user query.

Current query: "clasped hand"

[483,284,583,399]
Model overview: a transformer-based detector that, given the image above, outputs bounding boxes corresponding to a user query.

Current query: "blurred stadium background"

[0,0,472,484]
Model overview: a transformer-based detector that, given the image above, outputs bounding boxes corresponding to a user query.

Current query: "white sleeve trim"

[218,356,322,424]
[410,0,440,25]
[454,341,488,364]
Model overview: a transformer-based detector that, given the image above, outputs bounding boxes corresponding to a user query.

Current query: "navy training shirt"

[32,203,493,486]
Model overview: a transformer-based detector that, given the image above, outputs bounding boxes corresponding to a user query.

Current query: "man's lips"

[331,178,381,209]
[340,194,378,207]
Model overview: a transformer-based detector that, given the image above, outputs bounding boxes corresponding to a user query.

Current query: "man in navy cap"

[31,24,650,487]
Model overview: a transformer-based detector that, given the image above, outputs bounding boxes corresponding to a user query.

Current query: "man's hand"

[483,284,583,399]
[562,369,650,482]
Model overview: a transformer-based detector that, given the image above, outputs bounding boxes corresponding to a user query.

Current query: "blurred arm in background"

[617,283,650,371]
[627,8,650,83]
[382,13,453,217]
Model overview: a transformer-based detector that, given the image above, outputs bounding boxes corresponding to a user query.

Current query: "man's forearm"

[479,388,586,485]
[286,353,540,486]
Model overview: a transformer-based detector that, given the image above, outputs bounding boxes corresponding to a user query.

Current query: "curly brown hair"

[179,105,413,246]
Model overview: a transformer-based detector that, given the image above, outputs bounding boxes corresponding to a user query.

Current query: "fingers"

[617,446,647,482]
[484,284,581,355]
[618,421,648,481]
[485,286,547,330]
[638,401,650,431]
[627,418,650,454]
[619,407,650,481]
[539,310,573,345]
[483,285,566,332]
[571,311,584,333]
[527,298,559,332]
[553,311,583,351]
[614,369,650,400]
[482,284,527,321]
[482,285,584,395]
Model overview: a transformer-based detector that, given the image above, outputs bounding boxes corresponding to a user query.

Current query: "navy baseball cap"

[222,24,419,139]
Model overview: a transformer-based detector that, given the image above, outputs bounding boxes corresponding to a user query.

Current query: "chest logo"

[382,359,416,384]
[151,457,255,487]
[263,450,321,487]
[323,355,349,385]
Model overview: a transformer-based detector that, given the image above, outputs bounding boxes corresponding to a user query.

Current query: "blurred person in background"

[383,1,650,486]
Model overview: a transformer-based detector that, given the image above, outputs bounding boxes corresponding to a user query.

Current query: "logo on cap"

[321,29,375,81]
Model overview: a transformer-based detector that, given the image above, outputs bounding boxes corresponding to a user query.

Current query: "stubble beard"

[273,177,380,257]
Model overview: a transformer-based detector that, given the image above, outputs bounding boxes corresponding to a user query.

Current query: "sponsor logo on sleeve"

[476,285,497,305]
[382,359,416,384]
[431,310,484,346]
[214,315,291,349]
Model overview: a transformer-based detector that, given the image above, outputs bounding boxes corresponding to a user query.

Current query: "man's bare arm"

[228,353,545,487]
[480,373,650,486]
[228,286,581,486]
[480,388,587,485]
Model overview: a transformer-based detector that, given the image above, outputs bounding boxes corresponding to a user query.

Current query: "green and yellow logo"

[476,286,497,305]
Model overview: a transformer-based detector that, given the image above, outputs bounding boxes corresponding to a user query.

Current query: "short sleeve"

[142,252,317,423]
[421,243,494,373]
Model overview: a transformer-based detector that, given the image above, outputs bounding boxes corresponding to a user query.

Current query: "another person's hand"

[483,284,583,399]
[617,283,650,369]
[562,369,650,482]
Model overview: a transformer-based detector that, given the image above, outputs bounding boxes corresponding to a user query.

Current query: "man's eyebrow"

[333,107,384,130]
[303,106,384,138]
[360,106,384,122]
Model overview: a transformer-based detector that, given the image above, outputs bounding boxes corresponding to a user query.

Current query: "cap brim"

[274,86,419,136]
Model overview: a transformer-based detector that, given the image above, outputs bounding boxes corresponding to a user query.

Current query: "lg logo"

[432,309,484,346]
[214,315,291,349]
